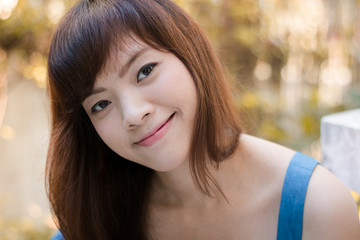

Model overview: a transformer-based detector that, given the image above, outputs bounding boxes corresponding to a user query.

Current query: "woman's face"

[82,38,197,172]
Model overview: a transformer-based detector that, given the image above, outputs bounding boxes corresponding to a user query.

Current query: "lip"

[135,113,175,147]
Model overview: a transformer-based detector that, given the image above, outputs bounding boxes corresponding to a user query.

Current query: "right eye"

[137,62,157,82]
[91,100,111,113]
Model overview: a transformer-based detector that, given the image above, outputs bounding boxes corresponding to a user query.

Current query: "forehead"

[104,37,148,71]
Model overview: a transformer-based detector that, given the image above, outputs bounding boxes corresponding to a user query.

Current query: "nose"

[120,91,155,130]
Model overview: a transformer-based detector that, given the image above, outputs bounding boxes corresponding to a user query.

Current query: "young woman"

[46,0,360,239]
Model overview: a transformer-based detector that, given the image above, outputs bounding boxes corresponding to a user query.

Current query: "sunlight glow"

[27,204,43,219]
[254,61,272,81]
[45,214,57,229]
[261,0,326,51]
[0,124,15,140]
[46,0,65,24]
[0,0,18,20]
[23,52,47,88]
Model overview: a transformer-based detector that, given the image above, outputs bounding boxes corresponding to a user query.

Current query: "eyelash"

[91,100,111,113]
[137,62,157,82]
[90,63,158,114]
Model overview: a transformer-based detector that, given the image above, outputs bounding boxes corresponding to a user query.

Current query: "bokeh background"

[0,0,359,239]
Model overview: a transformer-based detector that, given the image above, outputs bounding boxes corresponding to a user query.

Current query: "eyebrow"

[89,87,106,96]
[119,47,150,78]
[86,47,150,99]
[83,87,106,105]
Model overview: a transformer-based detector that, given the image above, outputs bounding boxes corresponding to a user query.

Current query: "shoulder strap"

[51,231,64,240]
[276,152,319,240]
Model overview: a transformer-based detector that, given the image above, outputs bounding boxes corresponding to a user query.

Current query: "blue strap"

[50,231,64,240]
[276,152,319,240]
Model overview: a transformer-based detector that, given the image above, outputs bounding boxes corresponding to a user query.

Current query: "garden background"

[0,0,359,239]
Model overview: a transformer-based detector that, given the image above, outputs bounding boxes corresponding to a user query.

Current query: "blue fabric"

[50,231,64,240]
[276,152,319,240]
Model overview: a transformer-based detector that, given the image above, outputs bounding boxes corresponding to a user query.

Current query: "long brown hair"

[46,0,242,239]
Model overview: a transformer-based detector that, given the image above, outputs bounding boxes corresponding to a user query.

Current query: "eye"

[137,63,157,82]
[91,100,111,113]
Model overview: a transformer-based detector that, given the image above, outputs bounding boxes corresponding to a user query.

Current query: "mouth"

[135,112,175,146]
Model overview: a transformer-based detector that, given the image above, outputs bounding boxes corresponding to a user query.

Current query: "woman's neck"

[150,147,247,211]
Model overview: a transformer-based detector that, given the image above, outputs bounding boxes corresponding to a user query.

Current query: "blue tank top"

[276,152,319,240]
[50,231,64,240]
[51,152,319,240]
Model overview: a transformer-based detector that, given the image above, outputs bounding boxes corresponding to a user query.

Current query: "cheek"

[92,119,128,157]
[156,66,197,107]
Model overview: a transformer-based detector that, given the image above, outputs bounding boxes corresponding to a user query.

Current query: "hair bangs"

[47,0,167,116]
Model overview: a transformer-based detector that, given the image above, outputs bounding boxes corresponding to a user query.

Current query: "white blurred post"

[321,109,360,193]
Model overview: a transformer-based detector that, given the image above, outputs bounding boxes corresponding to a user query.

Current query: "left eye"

[137,63,157,82]
[91,100,111,113]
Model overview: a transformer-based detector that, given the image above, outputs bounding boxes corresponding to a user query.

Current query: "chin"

[150,157,188,173]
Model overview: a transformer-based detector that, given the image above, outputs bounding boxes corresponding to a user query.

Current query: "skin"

[83,38,360,239]
[83,40,197,172]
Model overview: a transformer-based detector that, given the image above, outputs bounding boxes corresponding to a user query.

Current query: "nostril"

[142,112,150,120]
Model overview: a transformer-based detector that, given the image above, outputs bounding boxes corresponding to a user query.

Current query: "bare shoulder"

[237,134,297,196]
[239,134,296,169]
[303,165,360,239]
[238,134,360,238]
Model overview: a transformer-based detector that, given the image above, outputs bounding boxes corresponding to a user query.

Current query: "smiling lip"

[135,113,175,147]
